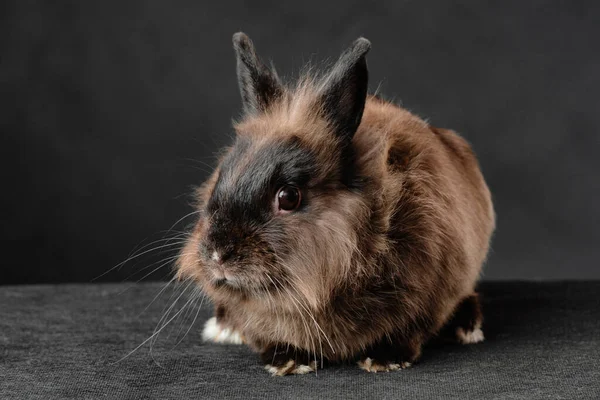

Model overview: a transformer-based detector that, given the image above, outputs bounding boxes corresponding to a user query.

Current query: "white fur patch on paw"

[357,357,411,373]
[202,317,243,345]
[456,327,485,344]
[265,360,317,376]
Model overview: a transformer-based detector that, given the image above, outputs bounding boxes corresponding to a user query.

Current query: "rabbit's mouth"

[212,277,239,290]
[210,268,244,291]
[211,266,235,283]
[206,266,282,298]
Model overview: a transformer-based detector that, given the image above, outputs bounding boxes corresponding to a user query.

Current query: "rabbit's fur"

[177,33,495,375]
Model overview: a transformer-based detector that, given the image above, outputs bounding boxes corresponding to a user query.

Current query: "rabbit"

[177,32,495,376]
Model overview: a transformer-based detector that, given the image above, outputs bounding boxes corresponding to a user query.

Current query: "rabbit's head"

[178,33,383,311]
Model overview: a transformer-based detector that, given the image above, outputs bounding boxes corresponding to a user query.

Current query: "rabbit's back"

[353,97,496,331]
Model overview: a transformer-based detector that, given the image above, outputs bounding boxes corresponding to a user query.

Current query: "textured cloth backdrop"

[1,282,599,399]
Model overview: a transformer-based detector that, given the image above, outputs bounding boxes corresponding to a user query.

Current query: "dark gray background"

[2,0,598,284]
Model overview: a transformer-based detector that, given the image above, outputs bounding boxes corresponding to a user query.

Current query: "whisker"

[168,286,202,341]
[269,273,319,371]
[148,280,195,364]
[112,290,195,365]
[138,276,178,318]
[270,255,336,356]
[181,158,216,172]
[93,240,188,282]
[283,283,321,369]
[165,210,202,236]
[173,287,207,348]
[150,280,194,349]
[117,249,197,295]
[125,233,189,259]
[127,249,190,282]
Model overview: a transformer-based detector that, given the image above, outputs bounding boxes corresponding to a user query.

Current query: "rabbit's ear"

[232,32,284,115]
[318,38,370,141]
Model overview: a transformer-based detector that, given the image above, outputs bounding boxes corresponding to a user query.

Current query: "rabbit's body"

[177,34,495,375]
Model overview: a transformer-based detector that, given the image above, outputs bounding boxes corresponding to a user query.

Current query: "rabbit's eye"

[276,186,301,212]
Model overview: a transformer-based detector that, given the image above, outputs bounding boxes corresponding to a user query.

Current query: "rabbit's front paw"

[202,316,244,345]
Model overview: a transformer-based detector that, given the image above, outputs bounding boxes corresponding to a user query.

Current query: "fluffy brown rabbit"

[177,32,495,375]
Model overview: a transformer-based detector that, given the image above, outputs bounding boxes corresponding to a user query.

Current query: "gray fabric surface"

[1,282,599,399]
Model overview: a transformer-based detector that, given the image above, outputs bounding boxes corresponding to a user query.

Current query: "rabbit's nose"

[211,250,223,264]
[203,243,234,265]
